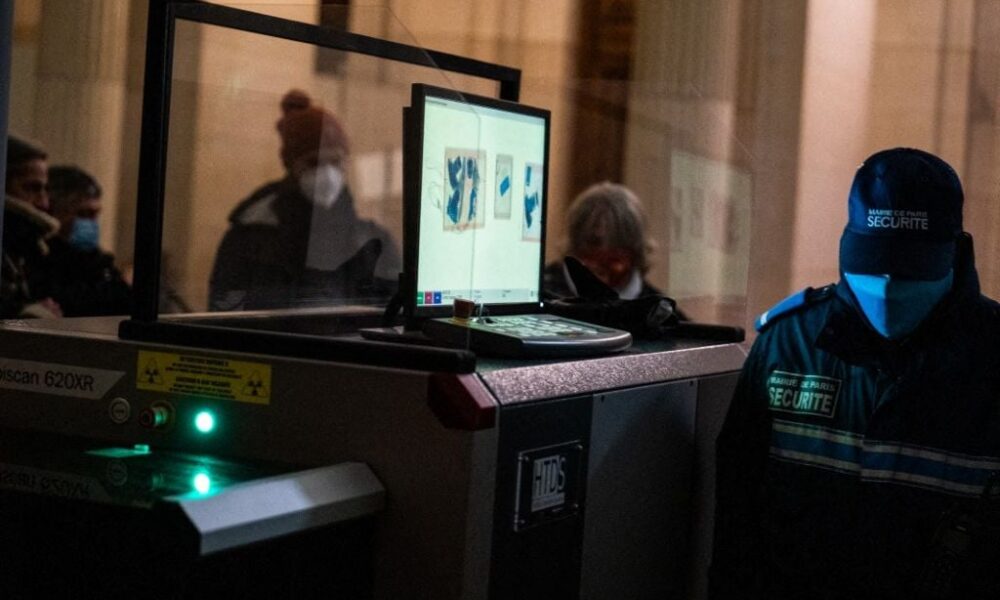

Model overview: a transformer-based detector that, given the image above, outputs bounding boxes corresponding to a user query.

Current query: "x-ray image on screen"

[522,162,543,241]
[412,85,549,308]
[494,154,512,219]
[444,148,486,231]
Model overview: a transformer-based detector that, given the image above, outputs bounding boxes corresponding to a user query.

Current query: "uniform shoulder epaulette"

[754,284,835,332]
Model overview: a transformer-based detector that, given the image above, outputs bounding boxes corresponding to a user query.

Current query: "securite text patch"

[767,370,841,418]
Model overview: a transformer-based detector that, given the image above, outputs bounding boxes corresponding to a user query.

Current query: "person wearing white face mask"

[209,89,401,311]
[711,148,1000,600]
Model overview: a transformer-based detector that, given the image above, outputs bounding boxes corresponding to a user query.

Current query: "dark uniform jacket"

[208,178,400,311]
[710,235,1000,600]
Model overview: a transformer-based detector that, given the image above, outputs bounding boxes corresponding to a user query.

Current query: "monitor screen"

[407,84,550,316]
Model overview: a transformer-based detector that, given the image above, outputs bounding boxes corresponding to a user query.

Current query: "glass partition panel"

[160,4,497,317]
[14,1,1000,337]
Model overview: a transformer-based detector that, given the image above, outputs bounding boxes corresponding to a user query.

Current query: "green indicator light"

[194,411,216,434]
[192,472,211,495]
[133,444,151,454]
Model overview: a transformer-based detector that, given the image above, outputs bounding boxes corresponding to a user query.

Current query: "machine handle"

[119,319,477,373]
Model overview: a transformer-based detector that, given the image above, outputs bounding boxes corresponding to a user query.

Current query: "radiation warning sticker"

[136,351,271,405]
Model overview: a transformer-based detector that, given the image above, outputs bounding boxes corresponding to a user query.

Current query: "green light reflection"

[192,471,212,495]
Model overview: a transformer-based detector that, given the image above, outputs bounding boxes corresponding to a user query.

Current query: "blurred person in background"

[545,182,680,309]
[30,165,132,317]
[5,135,49,212]
[2,136,60,318]
[209,89,400,311]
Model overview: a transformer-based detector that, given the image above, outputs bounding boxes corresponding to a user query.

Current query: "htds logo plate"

[514,441,584,531]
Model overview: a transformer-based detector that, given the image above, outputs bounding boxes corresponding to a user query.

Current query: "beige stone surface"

[7,0,1000,326]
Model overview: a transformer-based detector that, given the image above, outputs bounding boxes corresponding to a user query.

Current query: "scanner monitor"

[405,84,550,318]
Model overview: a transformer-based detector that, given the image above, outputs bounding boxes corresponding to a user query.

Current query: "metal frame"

[124,0,522,370]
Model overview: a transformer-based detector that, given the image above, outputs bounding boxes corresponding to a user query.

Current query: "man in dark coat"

[710,148,1000,599]
[29,165,132,317]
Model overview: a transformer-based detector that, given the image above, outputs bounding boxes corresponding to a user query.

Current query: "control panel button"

[108,397,131,424]
[138,402,174,430]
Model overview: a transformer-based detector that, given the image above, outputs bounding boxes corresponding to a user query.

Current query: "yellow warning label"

[136,351,271,405]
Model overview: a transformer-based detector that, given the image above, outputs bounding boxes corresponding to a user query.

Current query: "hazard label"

[136,351,271,405]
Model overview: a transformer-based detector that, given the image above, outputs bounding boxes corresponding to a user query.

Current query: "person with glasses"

[5,135,49,212]
[2,136,61,318]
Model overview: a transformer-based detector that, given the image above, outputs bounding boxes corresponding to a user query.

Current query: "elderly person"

[544,182,660,300]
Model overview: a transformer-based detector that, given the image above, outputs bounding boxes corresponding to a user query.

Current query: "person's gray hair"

[565,182,655,274]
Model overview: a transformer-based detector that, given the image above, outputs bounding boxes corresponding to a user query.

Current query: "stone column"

[624,0,751,325]
[33,0,130,251]
[963,0,1000,298]
[112,0,149,263]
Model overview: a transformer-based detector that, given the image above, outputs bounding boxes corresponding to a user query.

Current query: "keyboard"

[422,313,632,358]
[469,315,600,337]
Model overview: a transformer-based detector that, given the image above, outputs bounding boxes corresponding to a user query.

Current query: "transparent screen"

[160,7,498,316]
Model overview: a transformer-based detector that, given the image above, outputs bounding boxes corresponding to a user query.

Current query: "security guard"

[710,148,1000,599]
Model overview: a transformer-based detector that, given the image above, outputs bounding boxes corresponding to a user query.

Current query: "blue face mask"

[68,218,100,251]
[844,270,954,340]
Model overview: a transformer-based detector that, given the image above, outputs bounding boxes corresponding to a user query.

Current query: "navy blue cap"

[839,147,963,280]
